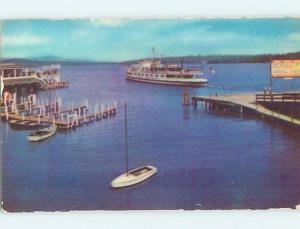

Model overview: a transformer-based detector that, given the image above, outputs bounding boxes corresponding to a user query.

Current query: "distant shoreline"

[1,51,300,66]
[122,51,300,64]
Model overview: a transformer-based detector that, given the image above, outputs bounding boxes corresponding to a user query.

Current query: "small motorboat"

[111,165,158,188]
[9,119,49,129]
[9,119,21,124]
[27,125,57,142]
[208,67,216,75]
[111,102,157,189]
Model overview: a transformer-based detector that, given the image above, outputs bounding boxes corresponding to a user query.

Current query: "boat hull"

[111,166,158,188]
[126,76,207,87]
[27,125,57,142]
[9,119,49,130]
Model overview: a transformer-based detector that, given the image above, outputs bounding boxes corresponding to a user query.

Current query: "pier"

[1,98,117,130]
[1,63,116,132]
[192,92,300,127]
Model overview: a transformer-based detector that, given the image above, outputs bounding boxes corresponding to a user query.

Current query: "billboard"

[271,59,300,78]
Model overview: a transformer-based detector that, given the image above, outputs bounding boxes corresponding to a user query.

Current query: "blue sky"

[1,18,300,62]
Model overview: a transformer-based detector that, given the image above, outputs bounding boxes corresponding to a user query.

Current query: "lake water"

[2,63,300,211]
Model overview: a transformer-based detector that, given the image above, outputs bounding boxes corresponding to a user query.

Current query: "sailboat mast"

[125,102,129,175]
[152,46,155,61]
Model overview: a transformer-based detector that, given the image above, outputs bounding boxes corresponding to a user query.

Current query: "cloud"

[89,18,126,27]
[287,33,300,41]
[2,34,49,46]
[2,19,300,61]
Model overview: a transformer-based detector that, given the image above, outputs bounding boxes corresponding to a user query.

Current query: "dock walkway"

[192,92,300,127]
[1,103,117,130]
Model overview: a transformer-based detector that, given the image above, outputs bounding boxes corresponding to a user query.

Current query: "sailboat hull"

[111,166,158,188]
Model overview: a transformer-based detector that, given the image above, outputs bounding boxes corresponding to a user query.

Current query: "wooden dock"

[192,92,300,127]
[1,101,117,130]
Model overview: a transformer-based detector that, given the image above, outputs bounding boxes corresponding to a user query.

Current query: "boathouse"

[0,63,42,87]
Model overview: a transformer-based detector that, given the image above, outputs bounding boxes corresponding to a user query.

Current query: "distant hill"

[123,51,300,64]
[2,51,300,66]
[0,57,115,66]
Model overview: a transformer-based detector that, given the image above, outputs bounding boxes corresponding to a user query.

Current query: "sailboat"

[111,102,157,188]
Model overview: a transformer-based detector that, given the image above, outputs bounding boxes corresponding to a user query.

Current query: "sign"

[271,59,300,78]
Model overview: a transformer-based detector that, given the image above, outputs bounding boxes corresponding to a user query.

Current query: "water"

[2,63,300,211]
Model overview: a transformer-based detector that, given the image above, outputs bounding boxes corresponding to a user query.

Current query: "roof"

[0,63,23,69]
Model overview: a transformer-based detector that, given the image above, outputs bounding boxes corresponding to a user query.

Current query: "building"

[0,63,62,95]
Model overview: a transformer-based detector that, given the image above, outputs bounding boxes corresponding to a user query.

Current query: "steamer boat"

[126,51,208,87]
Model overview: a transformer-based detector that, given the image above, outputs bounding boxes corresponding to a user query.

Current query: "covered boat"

[111,165,157,188]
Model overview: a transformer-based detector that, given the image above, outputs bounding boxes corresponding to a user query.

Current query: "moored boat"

[27,125,57,142]
[9,119,49,129]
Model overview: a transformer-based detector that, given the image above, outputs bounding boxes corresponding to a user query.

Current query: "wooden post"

[182,88,190,105]
[83,107,86,122]
[94,104,97,119]
[4,102,8,120]
[76,114,79,126]
[12,92,17,113]
[85,99,88,110]
[107,102,109,117]
[269,59,273,94]
[78,106,81,116]
[57,96,62,113]
[193,99,198,108]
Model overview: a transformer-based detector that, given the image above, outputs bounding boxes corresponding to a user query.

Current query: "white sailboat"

[111,102,157,188]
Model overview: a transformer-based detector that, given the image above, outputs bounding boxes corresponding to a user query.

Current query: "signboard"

[271,59,300,78]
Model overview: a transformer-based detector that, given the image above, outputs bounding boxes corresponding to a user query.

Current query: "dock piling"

[1,97,117,130]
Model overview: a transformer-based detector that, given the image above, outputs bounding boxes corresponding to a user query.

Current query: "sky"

[1,18,300,62]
